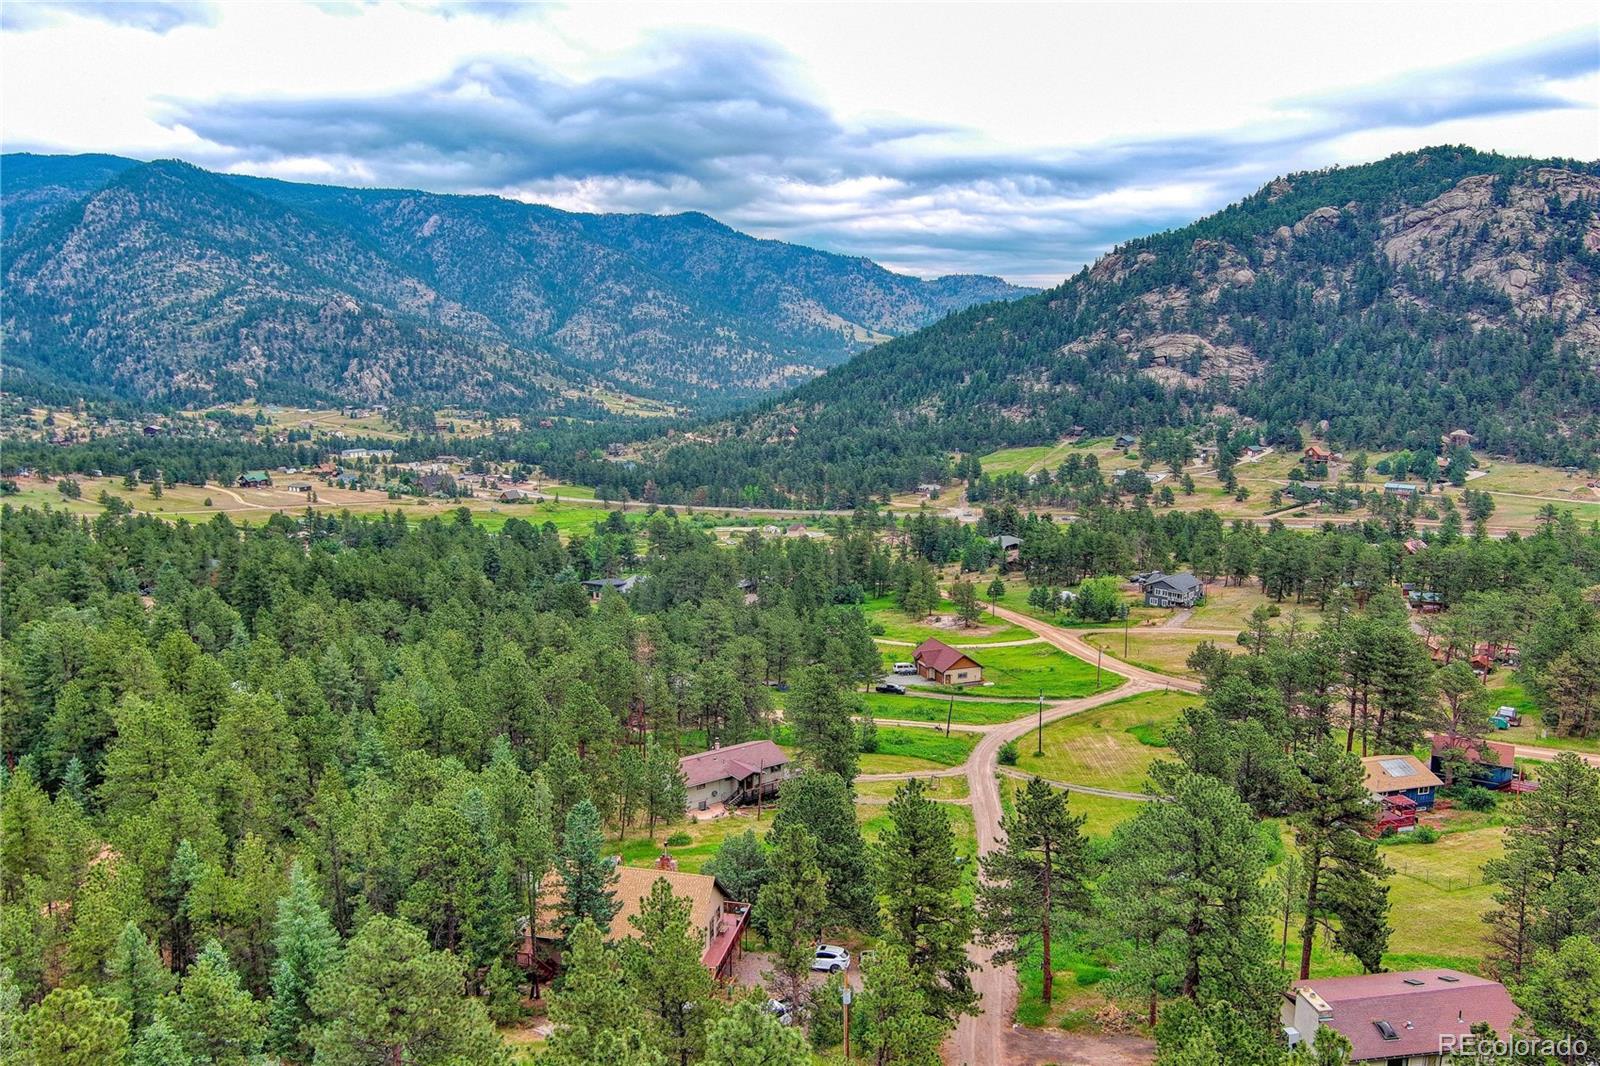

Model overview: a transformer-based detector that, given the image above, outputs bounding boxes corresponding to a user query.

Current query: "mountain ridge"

[0,153,1034,410]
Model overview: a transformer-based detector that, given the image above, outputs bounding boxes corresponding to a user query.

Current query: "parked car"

[876,682,906,695]
[811,945,850,973]
[892,662,916,675]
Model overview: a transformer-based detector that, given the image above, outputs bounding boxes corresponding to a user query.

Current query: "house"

[1408,589,1446,613]
[988,534,1021,564]
[1403,538,1428,555]
[498,487,538,502]
[1143,572,1203,608]
[1383,482,1418,498]
[1282,969,1518,1065]
[237,471,272,488]
[284,481,313,493]
[1371,794,1419,836]
[679,739,790,812]
[1130,570,1163,587]
[521,862,752,981]
[581,576,639,600]
[415,473,455,497]
[917,483,943,497]
[1361,754,1441,810]
[1442,429,1474,449]
[1304,445,1333,463]
[913,639,983,686]
[142,423,166,437]
[1430,736,1516,790]
[1114,434,1137,450]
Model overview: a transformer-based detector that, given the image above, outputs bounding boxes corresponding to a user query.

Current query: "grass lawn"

[863,595,1035,645]
[1377,826,1504,971]
[616,807,777,872]
[934,642,1124,699]
[857,774,970,800]
[867,726,978,768]
[1082,630,1218,680]
[999,775,1147,839]
[1486,675,1600,755]
[1182,583,1324,631]
[859,692,1039,726]
[1014,691,1197,792]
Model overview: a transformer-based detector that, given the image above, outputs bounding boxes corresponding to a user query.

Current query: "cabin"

[1304,445,1333,463]
[520,861,752,982]
[1361,754,1441,810]
[1383,482,1418,498]
[1408,589,1446,613]
[284,481,313,493]
[917,483,943,497]
[498,487,538,502]
[1442,429,1474,449]
[1429,736,1516,790]
[237,470,272,488]
[1282,970,1518,1065]
[679,739,790,812]
[581,576,638,601]
[988,534,1021,564]
[1114,434,1137,450]
[1143,572,1203,608]
[913,638,983,686]
[1403,538,1428,555]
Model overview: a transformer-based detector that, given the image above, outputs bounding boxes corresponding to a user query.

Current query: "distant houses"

[581,576,639,600]
[1282,969,1518,1064]
[498,487,538,502]
[237,470,272,488]
[1383,482,1418,499]
[1361,754,1441,811]
[988,534,1021,565]
[913,638,983,686]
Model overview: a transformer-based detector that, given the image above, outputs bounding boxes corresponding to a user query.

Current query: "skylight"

[1375,1021,1399,1041]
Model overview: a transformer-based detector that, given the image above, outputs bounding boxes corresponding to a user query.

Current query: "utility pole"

[841,986,852,1060]
[945,693,954,737]
[1035,691,1044,756]
[1096,646,1103,690]
[1122,603,1130,659]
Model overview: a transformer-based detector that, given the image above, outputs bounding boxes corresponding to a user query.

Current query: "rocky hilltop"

[0,154,1033,410]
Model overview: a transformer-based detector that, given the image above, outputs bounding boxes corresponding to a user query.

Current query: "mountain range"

[578,147,1600,505]
[0,153,1032,411]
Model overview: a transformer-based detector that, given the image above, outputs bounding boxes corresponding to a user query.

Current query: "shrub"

[998,740,1019,766]
[664,831,692,847]
[1458,786,1498,812]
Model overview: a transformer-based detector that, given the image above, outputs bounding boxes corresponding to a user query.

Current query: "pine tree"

[768,771,876,930]
[621,878,717,1066]
[643,739,687,841]
[702,830,768,905]
[1514,934,1600,1057]
[266,861,340,1059]
[162,940,266,1066]
[128,1017,191,1066]
[754,824,828,1004]
[702,994,810,1066]
[977,776,1090,1005]
[785,666,860,782]
[855,945,948,1066]
[309,915,504,1066]
[16,986,129,1066]
[104,922,174,1036]
[1291,740,1391,979]
[877,779,977,1020]
[556,799,619,943]
[544,918,653,1066]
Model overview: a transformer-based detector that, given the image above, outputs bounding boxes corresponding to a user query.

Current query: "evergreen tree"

[309,915,504,1066]
[768,772,876,930]
[544,918,653,1066]
[621,878,718,1066]
[1291,740,1391,979]
[1514,934,1600,1058]
[855,945,948,1066]
[785,666,861,782]
[877,779,977,1020]
[266,861,341,1059]
[555,799,619,943]
[702,995,809,1066]
[642,739,687,841]
[977,776,1090,1004]
[16,986,129,1066]
[703,830,769,905]
[104,922,174,1037]
[128,1018,191,1066]
[162,940,266,1066]
[753,824,828,1005]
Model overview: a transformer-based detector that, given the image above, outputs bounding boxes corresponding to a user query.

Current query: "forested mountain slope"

[603,148,1600,506]
[0,154,1031,409]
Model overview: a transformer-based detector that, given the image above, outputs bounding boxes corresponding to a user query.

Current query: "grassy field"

[860,692,1040,726]
[999,775,1148,839]
[862,726,978,771]
[1014,691,1196,792]
[617,807,777,872]
[1182,582,1324,631]
[1377,827,1503,971]
[1485,675,1600,755]
[1082,630,1218,680]
[918,642,1122,700]
[856,774,970,800]
[863,595,1035,645]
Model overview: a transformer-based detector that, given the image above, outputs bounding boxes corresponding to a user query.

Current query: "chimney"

[656,853,678,871]
[712,739,721,750]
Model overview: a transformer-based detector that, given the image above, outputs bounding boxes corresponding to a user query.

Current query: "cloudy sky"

[3,1,1597,285]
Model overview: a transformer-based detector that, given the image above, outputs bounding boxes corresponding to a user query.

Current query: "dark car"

[876,682,906,695]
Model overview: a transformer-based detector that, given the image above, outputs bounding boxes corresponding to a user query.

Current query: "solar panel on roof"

[1380,758,1414,777]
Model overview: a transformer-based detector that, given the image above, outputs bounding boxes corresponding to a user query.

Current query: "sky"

[2,1,1598,286]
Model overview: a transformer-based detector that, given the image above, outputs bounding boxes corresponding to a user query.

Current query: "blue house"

[1362,754,1441,810]
[1430,736,1516,790]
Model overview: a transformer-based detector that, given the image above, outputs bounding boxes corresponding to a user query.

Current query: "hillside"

[596,147,1600,506]
[0,154,1032,410]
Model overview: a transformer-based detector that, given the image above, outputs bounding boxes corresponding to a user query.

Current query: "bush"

[1457,787,1498,812]
[998,740,1019,766]
[664,831,692,847]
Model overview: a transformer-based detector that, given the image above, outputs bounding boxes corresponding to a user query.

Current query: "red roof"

[1431,735,1515,769]
[913,638,979,674]
[677,740,788,789]
[1291,970,1518,1061]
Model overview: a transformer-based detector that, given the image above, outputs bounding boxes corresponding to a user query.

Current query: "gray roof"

[989,535,1021,549]
[1147,572,1201,593]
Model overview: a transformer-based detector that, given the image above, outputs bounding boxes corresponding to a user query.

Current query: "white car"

[811,944,851,973]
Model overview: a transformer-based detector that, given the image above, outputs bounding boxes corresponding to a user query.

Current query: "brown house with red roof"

[913,638,983,686]
[1282,969,1518,1064]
